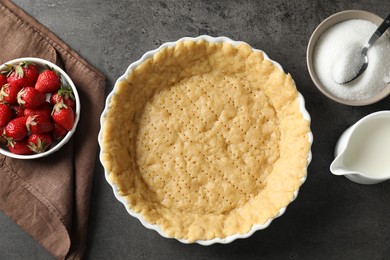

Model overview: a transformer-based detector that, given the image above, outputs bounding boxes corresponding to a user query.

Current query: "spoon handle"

[367,13,390,47]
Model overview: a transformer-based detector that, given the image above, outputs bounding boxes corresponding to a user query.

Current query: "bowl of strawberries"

[0,57,80,159]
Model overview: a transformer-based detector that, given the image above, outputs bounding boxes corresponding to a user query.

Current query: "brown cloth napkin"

[0,0,105,259]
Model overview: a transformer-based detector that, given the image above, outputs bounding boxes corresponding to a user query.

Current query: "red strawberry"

[49,93,62,105]
[0,104,12,126]
[9,104,25,118]
[52,122,68,140]
[35,69,61,93]
[27,133,53,153]
[51,103,74,131]
[24,102,52,118]
[17,87,46,109]
[26,114,53,134]
[8,138,33,155]
[6,62,39,88]
[50,86,75,108]
[0,74,7,87]
[0,83,23,104]
[4,116,28,141]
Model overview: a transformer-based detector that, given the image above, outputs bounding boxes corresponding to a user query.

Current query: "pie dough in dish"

[99,36,312,244]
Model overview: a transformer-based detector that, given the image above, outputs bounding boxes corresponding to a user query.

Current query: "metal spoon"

[335,13,390,84]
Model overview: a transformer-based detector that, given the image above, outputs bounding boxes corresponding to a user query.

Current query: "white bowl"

[99,35,313,245]
[0,57,80,159]
[307,10,390,106]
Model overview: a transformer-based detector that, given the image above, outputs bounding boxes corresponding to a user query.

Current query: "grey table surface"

[1,0,390,259]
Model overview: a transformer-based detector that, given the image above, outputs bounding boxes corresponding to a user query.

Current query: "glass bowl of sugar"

[307,10,390,106]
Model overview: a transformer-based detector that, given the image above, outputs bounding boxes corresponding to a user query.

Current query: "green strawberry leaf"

[15,65,24,78]
[1,64,15,77]
[58,85,75,100]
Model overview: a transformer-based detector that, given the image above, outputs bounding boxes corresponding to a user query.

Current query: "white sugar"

[332,42,365,84]
[313,19,390,100]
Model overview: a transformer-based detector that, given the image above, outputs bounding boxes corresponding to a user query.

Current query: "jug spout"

[330,154,349,176]
[330,153,362,176]
[331,136,389,185]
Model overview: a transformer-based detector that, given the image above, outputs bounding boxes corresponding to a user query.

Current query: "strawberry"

[4,116,28,141]
[51,103,74,131]
[0,83,23,104]
[24,102,52,118]
[27,133,53,153]
[52,122,68,140]
[49,93,61,104]
[0,104,12,126]
[17,86,46,109]
[35,69,61,93]
[6,62,39,88]
[50,86,75,108]
[9,104,25,118]
[8,138,33,155]
[26,114,53,134]
[0,74,7,87]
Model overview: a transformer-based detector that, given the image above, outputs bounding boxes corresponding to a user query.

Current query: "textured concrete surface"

[1,0,390,259]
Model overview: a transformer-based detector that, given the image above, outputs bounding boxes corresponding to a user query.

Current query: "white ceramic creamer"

[330,111,390,184]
